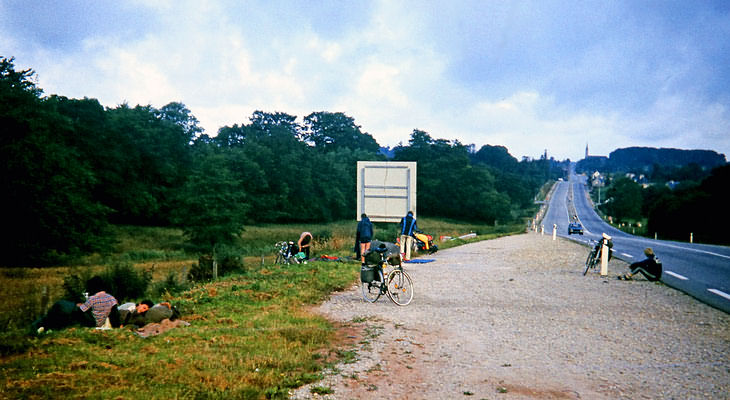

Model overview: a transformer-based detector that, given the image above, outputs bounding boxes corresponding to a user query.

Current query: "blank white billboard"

[356,161,416,223]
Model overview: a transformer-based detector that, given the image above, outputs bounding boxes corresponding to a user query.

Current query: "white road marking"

[708,289,730,301]
[621,253,633,259]
[664,270,689,280]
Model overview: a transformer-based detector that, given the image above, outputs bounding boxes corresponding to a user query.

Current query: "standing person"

[619,248,662,281]
[357,213,374,265]
[297,231,313,259]
[399,211,418,260]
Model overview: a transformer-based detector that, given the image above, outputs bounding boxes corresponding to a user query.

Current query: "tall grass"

[0,218,524,398]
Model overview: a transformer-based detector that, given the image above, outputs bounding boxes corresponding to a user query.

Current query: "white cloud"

[3,1,728,161]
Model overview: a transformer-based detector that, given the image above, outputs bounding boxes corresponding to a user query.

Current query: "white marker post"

[552,224,557,241]
[600,233,611,276]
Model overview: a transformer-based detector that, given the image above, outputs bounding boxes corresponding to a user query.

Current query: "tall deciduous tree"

[302,111,380,153]
[1,57,110,266]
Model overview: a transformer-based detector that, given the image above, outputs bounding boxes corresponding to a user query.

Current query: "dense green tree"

[101,103,193,224]
[302,111,380,153]
[171,144,249,251]
[1,57,110,266]
[393,130,511,223]
[601,177,643,221]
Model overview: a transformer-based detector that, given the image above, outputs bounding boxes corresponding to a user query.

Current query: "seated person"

[32,276,119,334]
[619,248,662,281]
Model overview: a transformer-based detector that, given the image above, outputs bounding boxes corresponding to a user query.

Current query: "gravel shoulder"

[291,233,730,399]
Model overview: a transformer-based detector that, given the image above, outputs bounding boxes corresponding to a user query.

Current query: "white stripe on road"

[664,270,689,280]
[708,289,730,301]
[621,253,633,259]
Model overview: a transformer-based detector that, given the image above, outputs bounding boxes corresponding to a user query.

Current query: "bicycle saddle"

[374,244,388,253]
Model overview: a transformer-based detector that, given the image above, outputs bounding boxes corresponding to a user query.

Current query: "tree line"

[596,164,729,245]
[1,57,560,266]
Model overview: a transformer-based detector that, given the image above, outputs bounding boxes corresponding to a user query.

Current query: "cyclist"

[356,213,374,265]
[618,248,662,281]
[297,231,313,259]
[399,211,418,260]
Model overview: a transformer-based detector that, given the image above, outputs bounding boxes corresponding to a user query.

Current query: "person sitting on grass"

[618,248,662,281]
[32,276,120,334]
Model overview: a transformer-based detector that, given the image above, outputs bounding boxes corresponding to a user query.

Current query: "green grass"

[0,218,525,399]
[1,260,359,399]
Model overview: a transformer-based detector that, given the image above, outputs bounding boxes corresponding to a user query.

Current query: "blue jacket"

[399,212,418,236]
[357,217,373,241]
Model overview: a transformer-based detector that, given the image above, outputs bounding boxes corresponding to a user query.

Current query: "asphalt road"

[540,169,730,314]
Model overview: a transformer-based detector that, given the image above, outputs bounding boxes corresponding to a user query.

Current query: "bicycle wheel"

[275,253,283,264]
[583,249,597,275]
[361,270,384,303]
[386,269,413,306]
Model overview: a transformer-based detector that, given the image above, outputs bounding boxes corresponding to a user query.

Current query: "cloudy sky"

[2,0,729,161]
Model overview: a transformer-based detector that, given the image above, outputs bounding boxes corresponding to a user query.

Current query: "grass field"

[0,218,524,399]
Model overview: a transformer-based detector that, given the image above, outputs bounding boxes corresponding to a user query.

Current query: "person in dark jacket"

[31,276,120,334]
[619,248,662,281]
[356,213,374,264]
[118,300,177,328]
[399,211,419,260]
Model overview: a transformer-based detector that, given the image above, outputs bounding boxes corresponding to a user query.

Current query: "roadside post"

[540,225,544,235]
[552,224,557,241]
[600,233,611,276]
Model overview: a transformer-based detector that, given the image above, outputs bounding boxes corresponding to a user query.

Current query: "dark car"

[568,222,584,235]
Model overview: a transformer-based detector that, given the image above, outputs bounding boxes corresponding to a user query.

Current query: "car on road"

[568,222,584,235]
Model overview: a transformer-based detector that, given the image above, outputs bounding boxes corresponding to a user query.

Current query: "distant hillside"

[577,147,726,173]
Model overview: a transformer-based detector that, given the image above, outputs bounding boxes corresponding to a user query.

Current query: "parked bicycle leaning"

[584,233,613,275]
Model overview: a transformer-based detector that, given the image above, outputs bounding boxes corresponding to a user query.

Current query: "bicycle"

[360,246,414,306]
[274,241,304,265]
[583,237,613,275]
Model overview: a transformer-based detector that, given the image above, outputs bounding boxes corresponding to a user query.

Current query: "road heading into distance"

[540,167,730,313]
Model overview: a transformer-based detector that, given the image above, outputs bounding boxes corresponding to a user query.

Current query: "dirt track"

[291,233,730,399]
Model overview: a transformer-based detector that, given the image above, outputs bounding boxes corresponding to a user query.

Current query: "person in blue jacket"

[356,213,374,264]
[399,211,419,260]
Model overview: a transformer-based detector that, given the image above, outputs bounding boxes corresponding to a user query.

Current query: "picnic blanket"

[136,319,190,338]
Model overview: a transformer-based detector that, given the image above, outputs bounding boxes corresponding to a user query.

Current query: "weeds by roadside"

[0,218,524,398]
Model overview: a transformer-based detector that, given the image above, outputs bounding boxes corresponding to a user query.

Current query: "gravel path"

[291,233,730,399]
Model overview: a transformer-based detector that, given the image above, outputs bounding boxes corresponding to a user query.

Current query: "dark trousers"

[629,260,661,281]
[32,300,95,331]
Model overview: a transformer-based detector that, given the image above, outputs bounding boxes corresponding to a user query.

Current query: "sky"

[2,0,729,161]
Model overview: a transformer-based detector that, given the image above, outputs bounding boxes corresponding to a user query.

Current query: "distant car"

[568,222,584,235]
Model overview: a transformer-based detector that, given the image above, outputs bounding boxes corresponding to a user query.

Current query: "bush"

[312,229,332,242]
[63,263,151,303]
[150,270,190,298]
[62,269,94,303]
[188,247,244,282]
[101,263,152,302]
